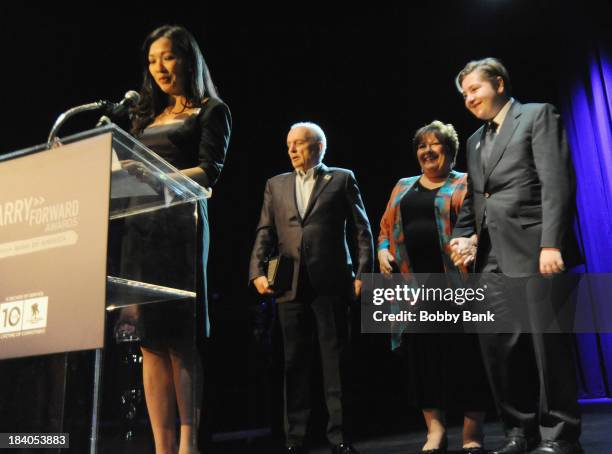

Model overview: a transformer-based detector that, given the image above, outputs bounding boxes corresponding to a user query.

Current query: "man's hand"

[540,248,565,276]
[450,234,478,267]
[253,276,274,295]
[354,279,362,298]
[378,249,396,274]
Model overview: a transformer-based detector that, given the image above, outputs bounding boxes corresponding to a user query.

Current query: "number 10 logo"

[0,302,23,334]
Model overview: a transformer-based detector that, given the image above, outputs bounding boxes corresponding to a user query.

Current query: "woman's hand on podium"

[121,159,149,179]
[121,159,161,191]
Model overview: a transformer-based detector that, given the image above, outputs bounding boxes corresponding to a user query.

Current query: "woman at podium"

[124,25,231,454]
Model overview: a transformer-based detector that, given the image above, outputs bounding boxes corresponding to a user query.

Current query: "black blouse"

[400,180,447,273]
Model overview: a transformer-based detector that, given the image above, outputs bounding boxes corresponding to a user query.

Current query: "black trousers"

[476,228,581,442]
[276,270,352,447]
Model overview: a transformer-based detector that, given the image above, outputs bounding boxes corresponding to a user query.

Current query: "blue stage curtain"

[561,45,612,398]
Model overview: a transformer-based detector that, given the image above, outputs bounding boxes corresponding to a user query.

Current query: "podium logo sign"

[0,196,80,260]
[0,296,48,338]
[0,196,79,231]
[0,231,79,260]
[0,132,111,359]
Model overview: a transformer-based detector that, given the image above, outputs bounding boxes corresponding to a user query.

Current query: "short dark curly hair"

[413,120,459,168]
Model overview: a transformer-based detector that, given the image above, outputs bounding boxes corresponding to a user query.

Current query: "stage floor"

[309,411,611,453]
[218,408,611,454]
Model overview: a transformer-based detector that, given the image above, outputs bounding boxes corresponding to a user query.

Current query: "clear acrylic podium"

[0,125,209,453]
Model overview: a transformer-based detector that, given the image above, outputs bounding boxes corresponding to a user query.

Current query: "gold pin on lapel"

[324,174,331,180]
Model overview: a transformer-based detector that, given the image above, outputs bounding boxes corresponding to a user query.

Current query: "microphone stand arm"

[47,101,110,149]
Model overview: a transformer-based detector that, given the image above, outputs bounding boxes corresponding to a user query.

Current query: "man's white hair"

[290,122,327,160]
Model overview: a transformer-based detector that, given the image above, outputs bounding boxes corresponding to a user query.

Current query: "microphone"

[47,90,141,148]
[103,90,141,118]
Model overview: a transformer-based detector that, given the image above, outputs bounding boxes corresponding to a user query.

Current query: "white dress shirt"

[295,163,322,218]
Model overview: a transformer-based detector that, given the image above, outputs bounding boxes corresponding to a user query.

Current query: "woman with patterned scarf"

[378,121,490,454]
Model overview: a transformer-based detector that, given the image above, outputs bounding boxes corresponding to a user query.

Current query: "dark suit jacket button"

[484,192,490,198]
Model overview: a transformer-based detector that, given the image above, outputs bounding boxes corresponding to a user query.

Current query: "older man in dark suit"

[450,58,583,454]
[249,122,373,454]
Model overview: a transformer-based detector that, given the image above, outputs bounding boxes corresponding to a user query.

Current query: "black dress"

[399,181,490,411]
[121,99,231,348]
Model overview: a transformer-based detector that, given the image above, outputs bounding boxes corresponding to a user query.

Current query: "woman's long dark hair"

[131,25,218,135]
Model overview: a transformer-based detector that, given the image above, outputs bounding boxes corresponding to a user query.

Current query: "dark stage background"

[2,1,611,449]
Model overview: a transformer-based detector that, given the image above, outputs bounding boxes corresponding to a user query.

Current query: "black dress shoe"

[460,447,486,454]
[490,436,538,454]
[285,446,306,454]
[331,443,360,454]
[529,440,584,454]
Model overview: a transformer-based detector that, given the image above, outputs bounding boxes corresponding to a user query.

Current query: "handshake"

[449,234,478,267]
[378,233,478,274]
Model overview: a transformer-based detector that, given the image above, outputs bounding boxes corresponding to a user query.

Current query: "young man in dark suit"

[450,58,583,454]
[249,122,374,454]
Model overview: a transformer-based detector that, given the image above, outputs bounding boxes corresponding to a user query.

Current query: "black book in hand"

[266,255,293,294]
